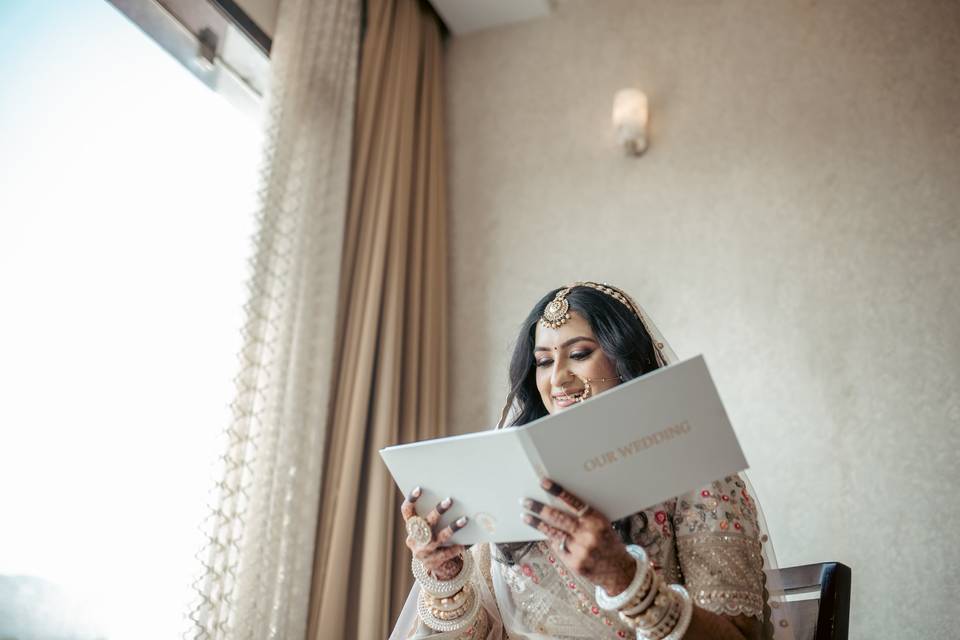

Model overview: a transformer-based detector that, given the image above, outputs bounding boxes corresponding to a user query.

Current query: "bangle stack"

[595,545,694,640]
[412,552,486,637]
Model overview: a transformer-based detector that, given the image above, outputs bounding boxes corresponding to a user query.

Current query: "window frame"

[107,0,272,117]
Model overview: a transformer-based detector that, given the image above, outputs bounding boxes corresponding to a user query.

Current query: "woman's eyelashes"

[535,349,593,368]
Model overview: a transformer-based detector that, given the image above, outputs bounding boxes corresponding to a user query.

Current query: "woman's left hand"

[522,478,636,596]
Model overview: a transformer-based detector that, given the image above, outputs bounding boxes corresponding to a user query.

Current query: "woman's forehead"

[533,311,596,347]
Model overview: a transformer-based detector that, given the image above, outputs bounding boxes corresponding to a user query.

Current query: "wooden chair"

[773,561,851,640]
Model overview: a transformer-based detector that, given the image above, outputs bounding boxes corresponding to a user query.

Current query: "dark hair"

[496,284,663,565]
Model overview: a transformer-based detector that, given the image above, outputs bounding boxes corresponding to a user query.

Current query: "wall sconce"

[612,88,649,155]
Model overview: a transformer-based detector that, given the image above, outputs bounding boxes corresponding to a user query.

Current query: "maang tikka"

[539,288,572,329]
[540,282,640,329]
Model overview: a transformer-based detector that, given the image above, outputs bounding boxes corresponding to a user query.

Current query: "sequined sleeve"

[674,474,765,619]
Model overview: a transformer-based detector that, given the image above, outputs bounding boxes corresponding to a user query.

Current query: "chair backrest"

[772,562,851,640]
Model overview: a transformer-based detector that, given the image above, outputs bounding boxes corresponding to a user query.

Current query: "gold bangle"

[630,584,673,630]
[416,584,481,633]
[432,603,470,620]
[424,588,467,611]
[643,588,683,639]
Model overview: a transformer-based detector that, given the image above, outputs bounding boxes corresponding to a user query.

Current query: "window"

[0,1,264,637]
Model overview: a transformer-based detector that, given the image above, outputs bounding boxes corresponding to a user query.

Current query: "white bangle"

[660,585,693,640]
[412,550,473,596]
[621,570,658,616]
[595,544,650,610]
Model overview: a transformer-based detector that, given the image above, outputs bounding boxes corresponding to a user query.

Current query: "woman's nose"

[550,362,572,389]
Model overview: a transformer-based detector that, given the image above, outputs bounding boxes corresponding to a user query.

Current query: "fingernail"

[522,514,534,525]
[454,516,468,528]
[439,497,453,511]
[410,486,422,500]
[542,479,562,496]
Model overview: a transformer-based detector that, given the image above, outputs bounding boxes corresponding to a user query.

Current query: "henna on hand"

[431,556,464,581]
[401,489,469,583]
[523,478,636,595]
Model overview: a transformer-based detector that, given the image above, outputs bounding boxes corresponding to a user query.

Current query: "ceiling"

[427,0,552,36]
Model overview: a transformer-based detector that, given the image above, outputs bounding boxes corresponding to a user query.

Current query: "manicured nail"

[522,514,535,526]
[454,516,468,529]
[541,479,562,496]
[522,498,543,514]
[409,486,422,500]
[439,497,453,512]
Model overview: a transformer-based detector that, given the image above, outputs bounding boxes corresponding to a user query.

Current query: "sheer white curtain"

[186,0,359,637]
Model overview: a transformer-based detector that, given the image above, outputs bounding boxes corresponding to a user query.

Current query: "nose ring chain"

[561,372,622,402]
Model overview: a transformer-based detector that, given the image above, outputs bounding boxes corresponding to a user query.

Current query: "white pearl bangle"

[659,585,693,640]
[595,545,650,610]
[621,571,658,617]
[412,550,473,596]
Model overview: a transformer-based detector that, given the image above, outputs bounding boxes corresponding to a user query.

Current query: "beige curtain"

[186,0,360,638]
[306,0,449,638]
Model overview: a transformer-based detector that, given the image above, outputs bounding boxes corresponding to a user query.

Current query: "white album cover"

[379,356,748,544]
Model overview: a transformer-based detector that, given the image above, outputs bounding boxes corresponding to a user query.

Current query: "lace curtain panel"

[305,0,450,638]
[186,0,360,638]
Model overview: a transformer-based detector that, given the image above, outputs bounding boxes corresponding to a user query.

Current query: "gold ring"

[406,515,433,546]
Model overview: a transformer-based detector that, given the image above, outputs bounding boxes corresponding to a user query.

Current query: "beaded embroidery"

[408,474,771,638]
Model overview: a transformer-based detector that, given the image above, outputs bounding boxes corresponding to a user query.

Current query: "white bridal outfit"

[390,295,796,640]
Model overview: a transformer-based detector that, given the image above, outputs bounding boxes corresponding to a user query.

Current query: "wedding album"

[379,356,748,544]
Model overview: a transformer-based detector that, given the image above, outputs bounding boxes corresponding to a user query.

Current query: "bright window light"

[0,2,262,638]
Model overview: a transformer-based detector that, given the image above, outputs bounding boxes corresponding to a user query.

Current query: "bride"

[391,282,793,640]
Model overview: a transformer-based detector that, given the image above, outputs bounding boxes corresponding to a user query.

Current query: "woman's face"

[533,310,621,414]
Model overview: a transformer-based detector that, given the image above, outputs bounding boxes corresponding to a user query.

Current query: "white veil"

[623,286,797,640]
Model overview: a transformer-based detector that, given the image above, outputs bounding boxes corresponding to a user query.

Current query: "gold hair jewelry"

[539,282,668,367]
[540,282,640,329]
[540,290,571,329]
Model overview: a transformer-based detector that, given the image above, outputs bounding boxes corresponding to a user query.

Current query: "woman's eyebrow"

[534,336,598,352]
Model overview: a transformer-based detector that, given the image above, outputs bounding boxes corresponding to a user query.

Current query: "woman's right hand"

[401,486,469,581]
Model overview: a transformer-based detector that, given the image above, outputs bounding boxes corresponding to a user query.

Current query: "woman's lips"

[552,390,583,408]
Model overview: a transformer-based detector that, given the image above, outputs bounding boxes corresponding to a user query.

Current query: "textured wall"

[444,1,960,637]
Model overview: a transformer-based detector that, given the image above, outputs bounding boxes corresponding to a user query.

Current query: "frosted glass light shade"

[612,88,649,155]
